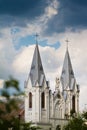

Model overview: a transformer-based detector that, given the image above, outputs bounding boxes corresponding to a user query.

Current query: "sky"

[0,0,87,111]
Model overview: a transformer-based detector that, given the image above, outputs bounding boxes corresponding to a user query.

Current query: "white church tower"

[24,41,80,130]
[25,44,50,124]
[60,46,80,117]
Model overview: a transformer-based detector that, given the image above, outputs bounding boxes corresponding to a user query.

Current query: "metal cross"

[35,33,39,44]
[65,39,69,49]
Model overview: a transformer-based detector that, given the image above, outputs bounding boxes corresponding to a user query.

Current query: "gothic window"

[72,95,75,112]
[41,92,45,108]
[29,92,32,108]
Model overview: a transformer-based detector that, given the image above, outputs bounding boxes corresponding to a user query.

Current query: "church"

[24,42,80,130]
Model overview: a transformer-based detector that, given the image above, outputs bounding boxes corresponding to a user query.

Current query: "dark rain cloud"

[45,0,87,35]
[0,0,48,28]
[0,0,47,17]
[0,0,87,34]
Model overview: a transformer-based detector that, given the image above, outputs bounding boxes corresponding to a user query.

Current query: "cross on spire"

[35,33,39,44]
[65,39,69,50]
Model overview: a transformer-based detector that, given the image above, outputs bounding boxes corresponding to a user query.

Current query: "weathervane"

[34,33,39,44]
[65,38,69,50]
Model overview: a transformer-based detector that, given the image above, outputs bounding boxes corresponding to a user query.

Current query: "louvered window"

[29,92,32,108]
[41,92,45,108]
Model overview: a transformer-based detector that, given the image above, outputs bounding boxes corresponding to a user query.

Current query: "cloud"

[45,0,87,34]
[12,45,60,91]
[0,0,48,29]
[2,0,59,49]
[0,27,19,79]
[12,45,35,74]
[0,0,47,18]
[57,30,87,111]
[11,28,87,110]
[0,0,87,111]
[0,0,87,36]
[0,0,58,29]
[0,27,87,111]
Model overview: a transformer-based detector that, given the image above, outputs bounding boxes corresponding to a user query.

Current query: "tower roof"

[61,48,75,90]
[29,44,46,87]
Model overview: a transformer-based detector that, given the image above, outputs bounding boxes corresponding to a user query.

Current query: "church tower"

[60,46,80,117]
[24,44,50,123]
[24,40,80,130]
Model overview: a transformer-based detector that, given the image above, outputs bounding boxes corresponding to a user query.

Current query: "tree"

[0,77,40,130]
[63,112,87,130]
[0,77,24,130]
[21,122,39,130]
[82,111,87,120]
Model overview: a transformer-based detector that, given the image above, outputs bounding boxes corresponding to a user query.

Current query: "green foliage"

[21,122,32,130]
[82,111,87,119]
[63,113,87,130]
[0,77,39,130]
[20,122,41,130]
[70,109,76,117]
[0,77,21,129]
[4,77,20,91]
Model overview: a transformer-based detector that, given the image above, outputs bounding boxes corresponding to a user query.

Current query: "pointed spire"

[29,44,45,87]
[61,46,75,90]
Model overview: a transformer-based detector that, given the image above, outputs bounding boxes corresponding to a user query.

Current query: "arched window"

[29,92,32,108]
[72,95,75,112]
[41,92,45,108]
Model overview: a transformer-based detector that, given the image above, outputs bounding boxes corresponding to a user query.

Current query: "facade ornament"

[55,77,60,91]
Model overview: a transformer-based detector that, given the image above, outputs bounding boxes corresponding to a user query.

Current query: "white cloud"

[12,45,60,92]
[56,30,87,111]
[8,0,59,42]
[0,14,87,112]
[12,45,35,74]
[35,29,87,111]
[0,28,18,78]
[39,0,58,23]
[6,28,87,111]
[45,6,58,18]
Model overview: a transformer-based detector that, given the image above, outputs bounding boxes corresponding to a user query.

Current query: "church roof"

[61,48,75,91]
[29,44,46,87]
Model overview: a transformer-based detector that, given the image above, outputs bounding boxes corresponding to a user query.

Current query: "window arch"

[29,92,32,108]
[41,92,45,108]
